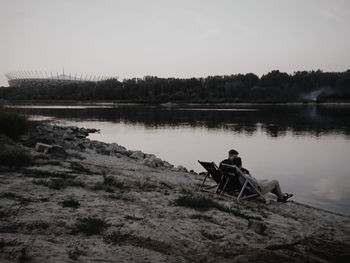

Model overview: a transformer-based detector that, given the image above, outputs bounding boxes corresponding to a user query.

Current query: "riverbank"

[1,123,350,262]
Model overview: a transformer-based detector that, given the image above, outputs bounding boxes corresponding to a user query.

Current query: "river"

[11,103,350,215]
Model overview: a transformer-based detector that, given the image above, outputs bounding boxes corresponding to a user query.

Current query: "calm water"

[12,103,350,215]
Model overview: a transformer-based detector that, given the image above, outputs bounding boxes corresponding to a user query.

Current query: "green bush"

[0,145,32,167]
[0,110,30,141]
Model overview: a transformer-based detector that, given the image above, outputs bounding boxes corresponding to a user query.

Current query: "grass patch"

[68,246,86,261]
[70,162,93,175]
[0,110,30,141]
[93,174,125,193]
[180,187,194,195]
[72,217,109,235]
[124,215,143,221]
[26,221,50,231]
[175,195,262,220]
[104,231,131,245]
[200,230,224,240]
[0,145,32,167]
[61,198,80,209]
[0,205,20,219]
[134,179,158,191]
[0,134,15,145]
[33,178,85,190]
[18,247,31,263]
[0,238,20,249]
[106,194,132,201]
[0,192,32,204]
[0,209,10,219]
[38,160,62,166]
[175,195,219,211]
[22,169,76,179]
[190,214,216,223]
[103,174,124,188]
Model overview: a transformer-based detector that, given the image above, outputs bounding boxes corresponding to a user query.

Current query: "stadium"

[5,70,112,87]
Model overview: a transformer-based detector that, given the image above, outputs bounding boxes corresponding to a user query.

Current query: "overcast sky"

[0,0,349,86]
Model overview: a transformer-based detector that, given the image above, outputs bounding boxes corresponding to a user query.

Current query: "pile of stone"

[25,124,187,172]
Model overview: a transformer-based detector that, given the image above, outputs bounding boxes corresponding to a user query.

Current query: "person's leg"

[259,179,283,198]
[270,179,284,198]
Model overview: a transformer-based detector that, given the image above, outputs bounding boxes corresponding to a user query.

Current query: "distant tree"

[1,70,349,102]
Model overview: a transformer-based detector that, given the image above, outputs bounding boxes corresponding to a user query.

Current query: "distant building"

[5,71,111,87]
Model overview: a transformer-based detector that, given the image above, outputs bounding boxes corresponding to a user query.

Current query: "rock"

[129,151,145,160]
[35,142,52,153]
[63,133,75,141]
[248,219,266,235]
[110,152,123,158]
[175,165,187,172]
[66,150,85,160]
[144,153,156,159]
[102,145,114,155]
[86,128,100,134]
[76,133,87,139]
[46,145,67,158]
[143,156,163,168]
[162,161,174,168]
[111,144,128,155]
[36,135,57,145]
[77,142,86,150]
[35,142,67,158]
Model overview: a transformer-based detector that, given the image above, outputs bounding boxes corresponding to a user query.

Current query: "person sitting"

[232,156,250,175]
[219,149,249,176]
[221,150,293,202]
[219,149,241,190]
[220,149,239,167]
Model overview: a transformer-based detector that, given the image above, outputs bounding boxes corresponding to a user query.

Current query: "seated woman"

[234,157,293,203]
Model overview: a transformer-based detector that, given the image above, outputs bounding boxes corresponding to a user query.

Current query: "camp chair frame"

[198,160,266,202]
[220,163,266,202]
[198,161,226,194]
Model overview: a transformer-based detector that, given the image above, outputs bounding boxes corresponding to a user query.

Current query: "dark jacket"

[219,159,240,190]
[220,158,250,174]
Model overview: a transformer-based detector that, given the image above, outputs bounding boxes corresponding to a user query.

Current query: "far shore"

[4,99,350,107]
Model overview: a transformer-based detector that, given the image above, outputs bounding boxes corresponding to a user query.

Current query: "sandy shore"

[0,123,349,262]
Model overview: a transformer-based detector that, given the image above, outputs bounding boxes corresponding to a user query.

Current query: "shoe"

[277,193,293,203]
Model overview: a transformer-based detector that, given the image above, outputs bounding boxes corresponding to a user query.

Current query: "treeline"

[1,70,350,102]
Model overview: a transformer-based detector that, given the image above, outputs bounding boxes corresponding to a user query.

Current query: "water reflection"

[12,104,350,138]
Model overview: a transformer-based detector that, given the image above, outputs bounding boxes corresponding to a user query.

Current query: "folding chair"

[198,161,241,195]
[198,161,267,203]
[220,163,266,202]
[198,161,225,194]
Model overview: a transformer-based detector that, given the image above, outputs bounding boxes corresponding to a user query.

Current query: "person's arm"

[242,167,250,174]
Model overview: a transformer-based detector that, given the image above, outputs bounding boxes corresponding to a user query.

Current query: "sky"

[0,0,349,86]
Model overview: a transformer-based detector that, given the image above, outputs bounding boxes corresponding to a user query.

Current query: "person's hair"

[228,149,239,156]
[233,157,242,168]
